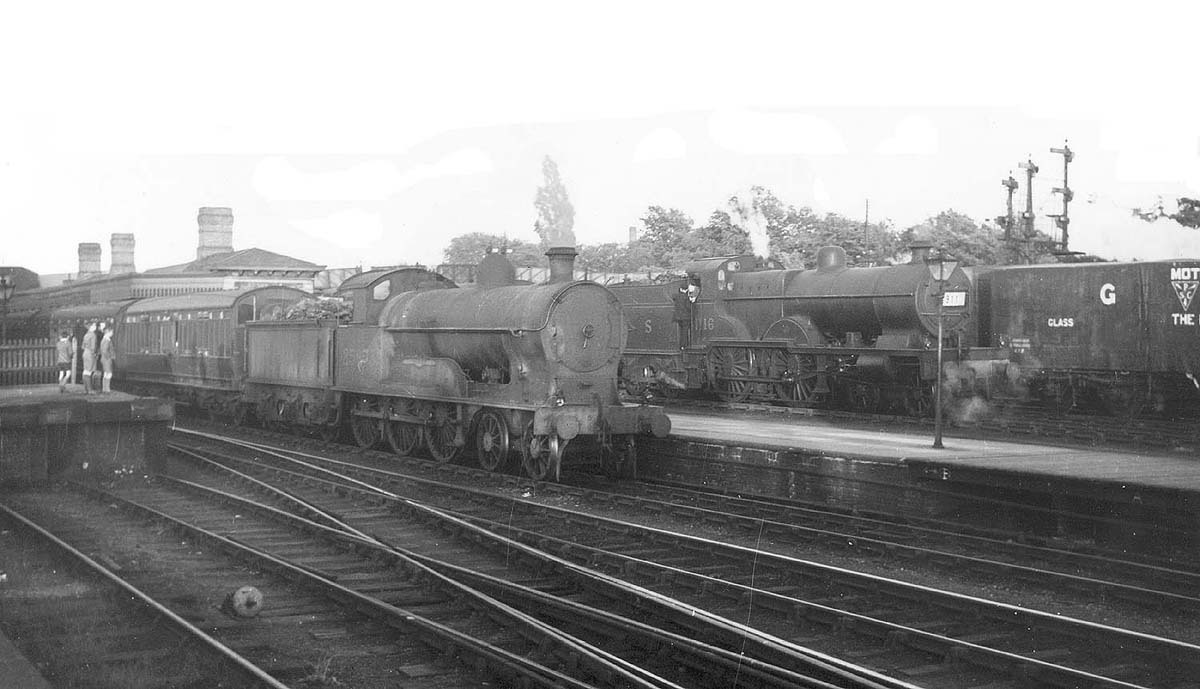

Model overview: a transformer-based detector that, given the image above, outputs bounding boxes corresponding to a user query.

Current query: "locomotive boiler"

[614,243,990,414]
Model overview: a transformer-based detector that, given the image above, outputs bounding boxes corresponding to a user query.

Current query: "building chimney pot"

[110,233,136,274]
[77,242,102,279]
[197,207,234,259]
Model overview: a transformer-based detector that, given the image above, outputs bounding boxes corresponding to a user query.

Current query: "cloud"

[708,109,847,155]
[291,208,385,248]
[813,178,832,204]
[633,127,687,162]
[253,148,494,201]
[877,115,938,155]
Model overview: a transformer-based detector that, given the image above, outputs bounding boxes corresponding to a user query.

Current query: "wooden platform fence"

[0,338,56,386]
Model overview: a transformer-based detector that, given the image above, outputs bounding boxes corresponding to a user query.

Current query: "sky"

[1,2,1198,275]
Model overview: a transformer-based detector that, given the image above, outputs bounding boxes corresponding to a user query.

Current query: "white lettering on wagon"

[1047,318,1074,328]
[1100,283,1116,306]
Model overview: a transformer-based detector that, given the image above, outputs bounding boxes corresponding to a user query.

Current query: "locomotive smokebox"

[546,246,578,284]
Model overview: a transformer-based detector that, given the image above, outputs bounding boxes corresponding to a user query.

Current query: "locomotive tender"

[612,243,992,414]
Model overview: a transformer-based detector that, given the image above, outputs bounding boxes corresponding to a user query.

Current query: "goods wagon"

[977,259,1200,413]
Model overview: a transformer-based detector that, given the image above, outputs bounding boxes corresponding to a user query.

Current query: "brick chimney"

[77,242,102,279]
[110,233,136,274]
[197,207,234,260]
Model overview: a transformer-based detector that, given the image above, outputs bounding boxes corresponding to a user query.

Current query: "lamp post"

[925,249,959,449]
[0,273,16,344]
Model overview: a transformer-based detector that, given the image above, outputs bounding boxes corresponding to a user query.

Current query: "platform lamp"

[0,273,16,344]
[925,248,958,449]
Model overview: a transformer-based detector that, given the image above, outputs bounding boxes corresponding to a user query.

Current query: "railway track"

[0,495,289,688]
[163,433,898,689]
[4,482,725,689]
[169,426,1200,688]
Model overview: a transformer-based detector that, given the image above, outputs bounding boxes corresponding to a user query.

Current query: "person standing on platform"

[68,330,78,384]
[81,322,97,394]
[99,326,114,394]
[56,331,72,393]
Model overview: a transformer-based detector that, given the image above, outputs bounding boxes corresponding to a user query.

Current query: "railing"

[0,338,56,386]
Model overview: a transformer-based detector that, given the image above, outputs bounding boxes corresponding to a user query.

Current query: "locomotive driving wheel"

[474,409,510,472]
[710,346,752,403]
[384,399,423,456]
[426,402,462,463]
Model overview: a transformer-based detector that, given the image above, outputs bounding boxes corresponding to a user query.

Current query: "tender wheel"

[384,399,423,456]
[349,397,382,449]
[426,402,462,463]
[711,346,752,403]
[475,409,510,472]
[521,422,553,480]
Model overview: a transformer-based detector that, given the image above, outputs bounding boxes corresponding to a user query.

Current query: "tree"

[443,232,543,266]
[729,186,898,268]
[690,210,752,257]
[533,156,576,247]
[898,210,1010,266]
[577,242,654,274]
[637,206,696,267]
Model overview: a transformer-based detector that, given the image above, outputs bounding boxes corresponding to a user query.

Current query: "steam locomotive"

[610,243,997,414]
[52,248,670,480]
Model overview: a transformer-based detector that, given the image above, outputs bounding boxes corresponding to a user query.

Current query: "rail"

[0,337,55,386]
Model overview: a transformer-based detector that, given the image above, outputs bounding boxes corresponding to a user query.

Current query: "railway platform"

[0,384,174,484]
[647,409,1200,549]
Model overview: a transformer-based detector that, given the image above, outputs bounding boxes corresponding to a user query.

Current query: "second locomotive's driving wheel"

[475,409,510,472]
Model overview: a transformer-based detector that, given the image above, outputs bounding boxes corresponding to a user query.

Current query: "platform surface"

[0,383,139,407]
[667,410,1200,492]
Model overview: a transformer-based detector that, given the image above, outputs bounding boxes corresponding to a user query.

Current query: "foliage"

[443,233,543,266]
[637,206,696,266]
[1133,197,1200,229]
[533,156,576,247]
[728,186,898,267]
[282,296,353,322]
[577,242,655,274]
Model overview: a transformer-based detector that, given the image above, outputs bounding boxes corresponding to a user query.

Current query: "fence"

[0,338,56,386]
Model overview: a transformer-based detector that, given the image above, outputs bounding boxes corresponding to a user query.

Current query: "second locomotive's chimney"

[907,240,933,264]
[545,245,578,284]
[197,207,234,259]
[77,242,102,279]
[110,233,136,274]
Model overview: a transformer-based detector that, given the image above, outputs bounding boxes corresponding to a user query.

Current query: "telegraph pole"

[863,199,870,264]
[1048,141,1074,252]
